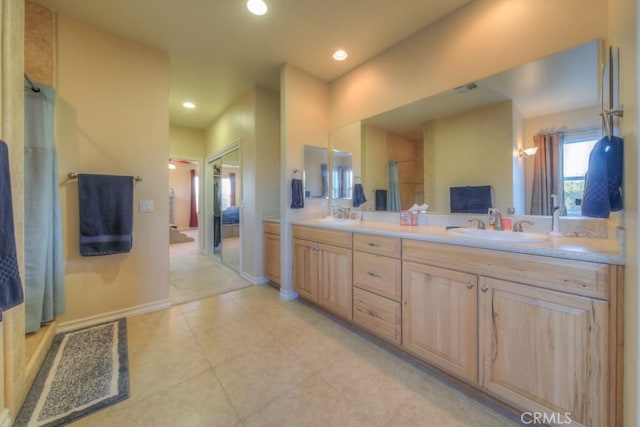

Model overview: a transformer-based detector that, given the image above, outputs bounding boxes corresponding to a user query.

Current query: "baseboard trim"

[241,271,269,285]
[279,288,298,301]
[0,408,11,427]
[56,299,171,333]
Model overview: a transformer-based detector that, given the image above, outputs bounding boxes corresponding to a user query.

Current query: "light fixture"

[182,101,195,109]
[247,0,267,15]
[333,49,348,61]
[519,147,539,158]
[168,159,176,170]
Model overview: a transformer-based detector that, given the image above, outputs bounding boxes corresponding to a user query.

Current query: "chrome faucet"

[489,209,503,231]
[468,218,485,229]
[512,220,533,232]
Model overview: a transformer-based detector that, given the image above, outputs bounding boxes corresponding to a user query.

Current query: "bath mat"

[15,319,129,426]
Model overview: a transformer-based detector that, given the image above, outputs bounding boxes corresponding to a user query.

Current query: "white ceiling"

[31,0,472,129]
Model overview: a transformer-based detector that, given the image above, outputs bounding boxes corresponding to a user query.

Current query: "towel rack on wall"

[67,172,143,182]
[24,72,41,93]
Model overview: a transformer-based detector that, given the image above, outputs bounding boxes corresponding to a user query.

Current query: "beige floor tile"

[245,374,376,427]
[97,370,241,427]
[214,343,314,419]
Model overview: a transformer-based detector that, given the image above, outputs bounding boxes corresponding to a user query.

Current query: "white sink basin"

[447,228,549,243]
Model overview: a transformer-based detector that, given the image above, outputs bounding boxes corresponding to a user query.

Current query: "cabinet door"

[402,261,478,382]
[292,239,319,302]
[478,277,607,427]
[319,243,353,320]
[263,233,280,285]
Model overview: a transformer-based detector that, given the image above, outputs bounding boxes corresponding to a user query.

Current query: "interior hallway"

[170,229,249,305]
[69,285,519,426]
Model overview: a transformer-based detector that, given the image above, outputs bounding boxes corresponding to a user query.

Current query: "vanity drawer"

[293,225,352,249]
[353,251,401,301]
[353,233,401,258]
[402,239,610,299]
[353,287,401,345]
[263,221,280,235]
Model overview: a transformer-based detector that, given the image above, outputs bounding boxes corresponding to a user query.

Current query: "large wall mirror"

[331,149,353,200]
[356,39,603,215]
[303,145,328,199]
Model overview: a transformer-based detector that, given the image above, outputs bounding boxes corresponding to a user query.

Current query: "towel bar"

[67,172,142,182]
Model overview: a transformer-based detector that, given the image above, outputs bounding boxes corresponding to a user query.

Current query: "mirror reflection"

[332,150,353,200]
[360,40,602,215]
[303,145,328,199]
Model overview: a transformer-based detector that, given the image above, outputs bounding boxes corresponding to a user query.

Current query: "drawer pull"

[481,284,489,293]
[466,282,474,289]
[367,242,381,247]
[367,272,382,279]
[368,309,381,319]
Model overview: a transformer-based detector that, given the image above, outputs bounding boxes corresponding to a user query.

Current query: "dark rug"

[15,318,129,426]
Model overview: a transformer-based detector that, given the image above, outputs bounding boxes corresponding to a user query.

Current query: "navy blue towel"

[0,140,24,319]
[375,189,387,211]
[582,136,623,218]
[290,178,304,209]
[78,174,134,256]
[353,183,367,208]
[450,186,492,213]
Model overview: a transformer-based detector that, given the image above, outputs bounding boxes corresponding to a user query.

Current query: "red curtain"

[189,169,198,227]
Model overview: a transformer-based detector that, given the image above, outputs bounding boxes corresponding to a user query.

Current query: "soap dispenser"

[549,194,563,237]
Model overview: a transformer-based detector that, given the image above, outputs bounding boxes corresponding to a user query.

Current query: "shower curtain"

[388,161,401,211]
[24,84,65,333]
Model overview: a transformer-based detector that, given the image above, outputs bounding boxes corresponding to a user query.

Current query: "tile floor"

[170,230,250,305]
[70,283,520,426]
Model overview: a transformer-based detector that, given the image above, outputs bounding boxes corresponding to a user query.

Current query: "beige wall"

[55,14,170,321]
[169,124,204,160]
[329,0,608,129]
[426,101,513,213]
[169,162,194,229]
[2,0,26,417]
[280,64,329,295]
[204,86,280,281]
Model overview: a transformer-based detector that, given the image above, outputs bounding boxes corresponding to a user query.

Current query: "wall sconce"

[519,147,539,158]
[168,159,176,169]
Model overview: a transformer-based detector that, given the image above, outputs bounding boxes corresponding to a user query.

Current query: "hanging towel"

[290,178,304,209]
[375,189,387,211]
[582,135,623,218]
[78,174,134,256]
[353,183,367,208]
[0,141,24,320]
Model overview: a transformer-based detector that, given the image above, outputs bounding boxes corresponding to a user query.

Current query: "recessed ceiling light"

[247,0,267,16]
[333,49,348,61]
[182,101,196,109]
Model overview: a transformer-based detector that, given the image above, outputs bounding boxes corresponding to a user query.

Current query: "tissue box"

[400,210,418,226]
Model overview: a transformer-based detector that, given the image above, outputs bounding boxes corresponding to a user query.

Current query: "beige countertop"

[291,218,624,265]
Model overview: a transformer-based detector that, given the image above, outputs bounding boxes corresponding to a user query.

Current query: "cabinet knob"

[367,272,382,279]
[481,284,489,293]
[367,242,381,247]
[466,282,474,289]
[368,310,380,319]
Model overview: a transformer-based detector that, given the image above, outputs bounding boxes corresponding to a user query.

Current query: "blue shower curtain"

[388,161,401,211]
[24,84,65,333]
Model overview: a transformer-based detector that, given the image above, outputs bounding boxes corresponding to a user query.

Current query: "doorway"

[209,146,241,272]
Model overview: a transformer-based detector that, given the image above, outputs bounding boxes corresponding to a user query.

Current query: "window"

[562,132,599,216]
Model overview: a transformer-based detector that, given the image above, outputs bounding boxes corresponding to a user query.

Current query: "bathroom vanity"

[291,220,623,427]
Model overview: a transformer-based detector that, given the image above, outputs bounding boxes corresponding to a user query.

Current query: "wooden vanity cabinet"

[263,221,281,287]
[402,262,478,382]
[352,234,402,344]
[401,239,621,427]
[292,226,353,320]
[478,276,608,427]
